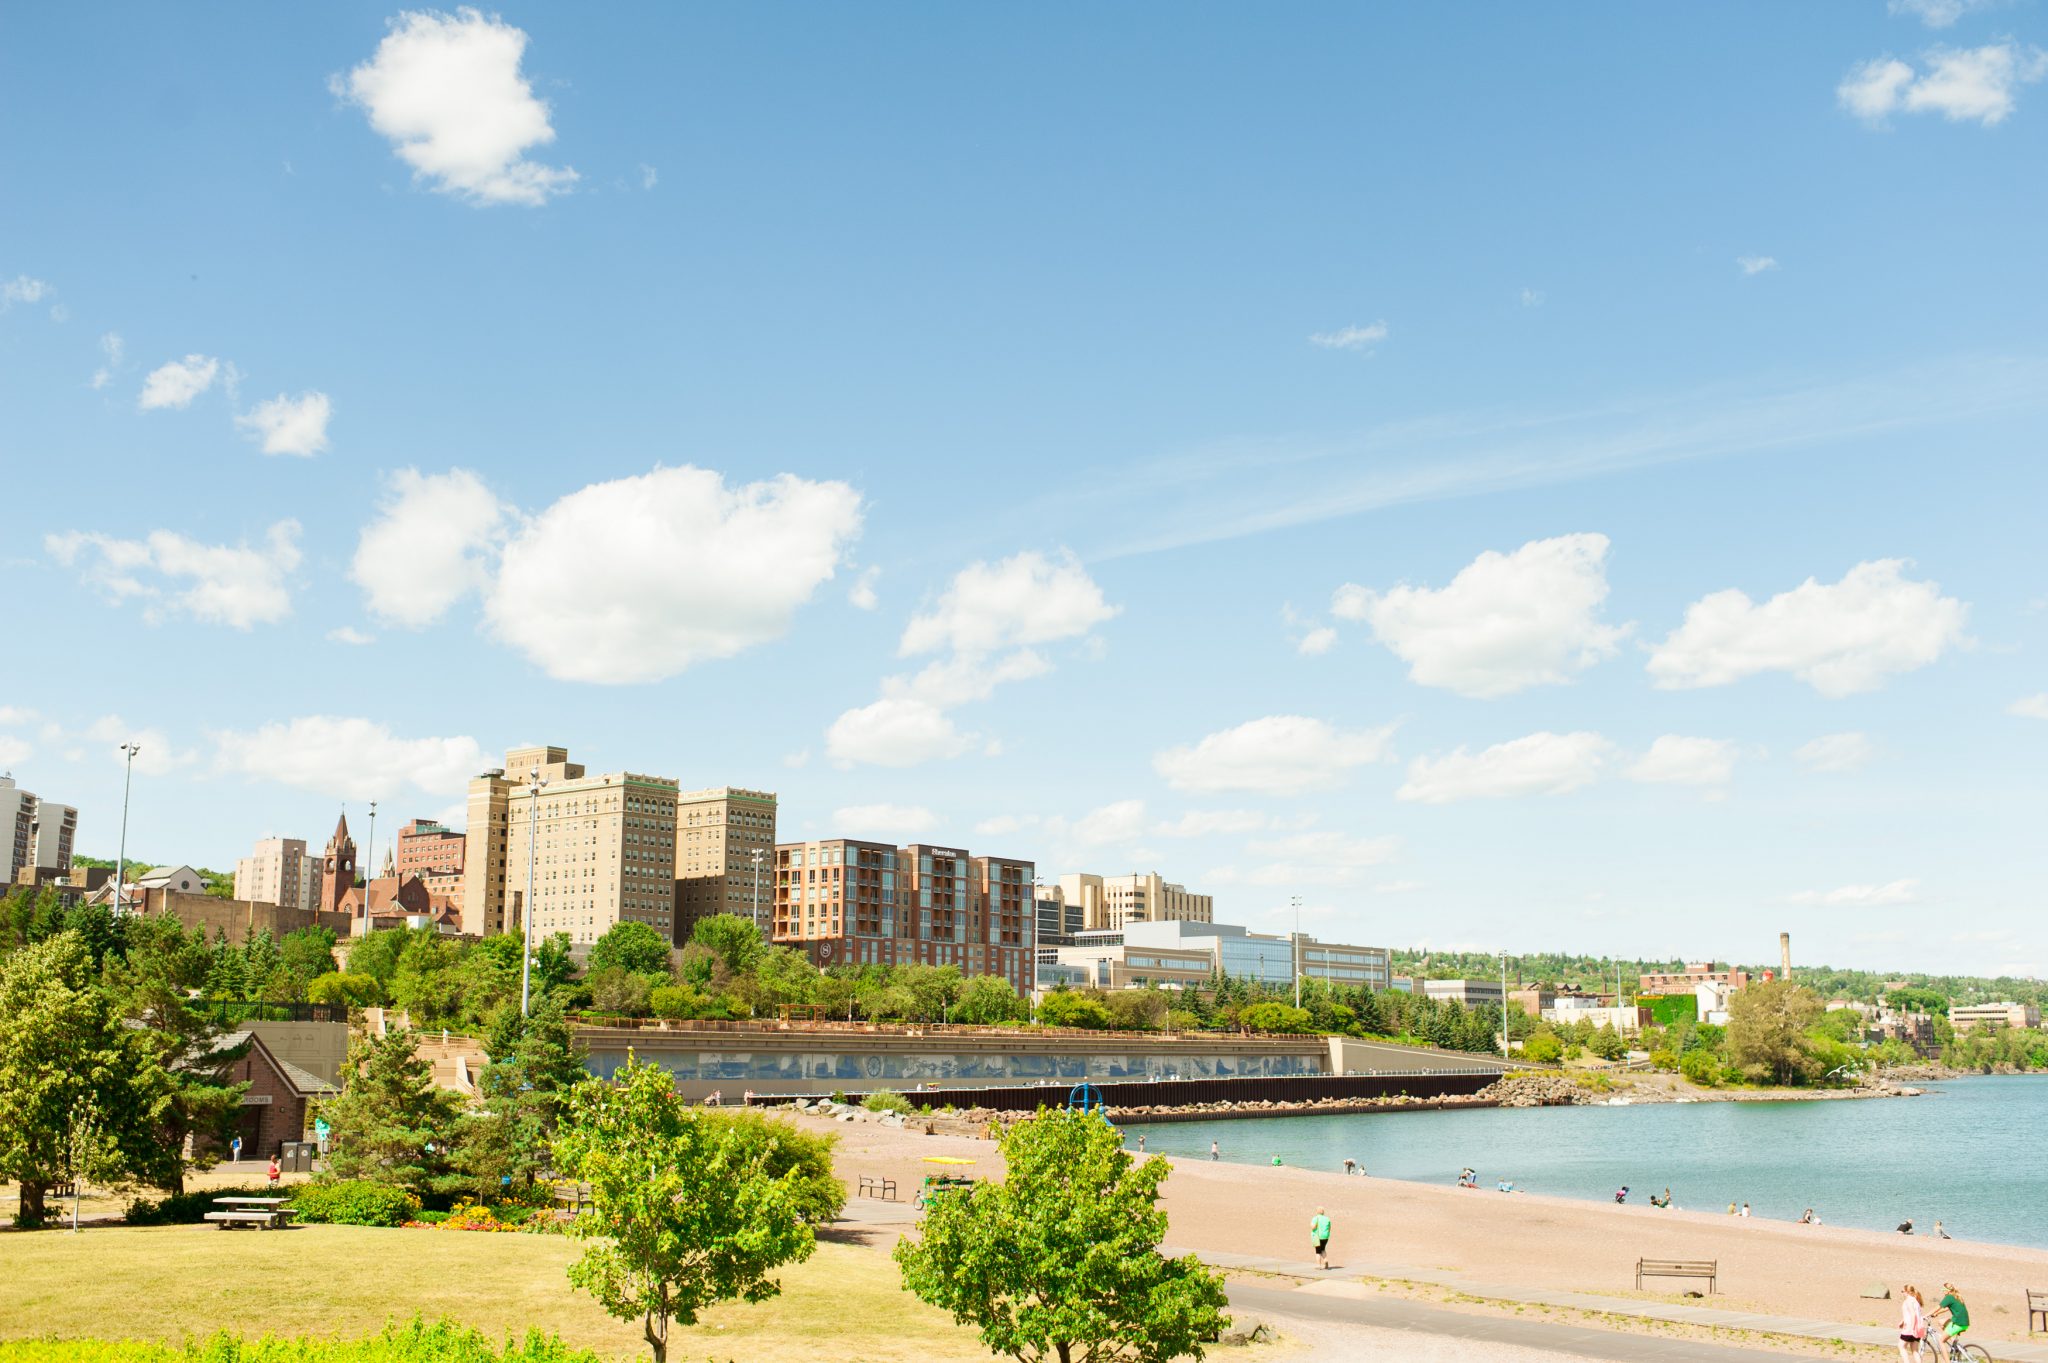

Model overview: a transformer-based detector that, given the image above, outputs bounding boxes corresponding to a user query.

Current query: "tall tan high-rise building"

[1058,870,1212,931]
[2,776,74,883]
[673,786,777,941]
[234,836,318,913]
[462,745,678,946]
[775,838,1035,992]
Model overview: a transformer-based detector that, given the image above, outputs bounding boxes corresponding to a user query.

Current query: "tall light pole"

[750,846,765,934]
[364,801,377,892]
[521,766,547,1016]
[1290,894,1303,1009]
[115,742,140,916]
[1499,951,1509,1059]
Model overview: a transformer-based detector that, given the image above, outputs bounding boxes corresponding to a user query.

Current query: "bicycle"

[1927,1317,1991,1363]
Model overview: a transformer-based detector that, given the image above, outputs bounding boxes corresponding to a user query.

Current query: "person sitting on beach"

[1933,1220,1951,1240]
[1898,1219,1915,1235]
[1649,1188,1671,1209]
[1799,1208,1815,1225]
[1459,1167,1477,1188]
[1727,1202,1738,1215]
[1739,1202,1751,1217]
[1497,1178,1514,1193]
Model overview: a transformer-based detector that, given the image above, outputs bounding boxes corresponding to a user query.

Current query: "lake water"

[1123,1075,2048,1249]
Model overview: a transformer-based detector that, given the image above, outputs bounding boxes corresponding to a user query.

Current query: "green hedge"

[289,1181,419,1228]
[126,1186,279,1226]
[1641,993,1698,1028]
[0,1321,599,1363]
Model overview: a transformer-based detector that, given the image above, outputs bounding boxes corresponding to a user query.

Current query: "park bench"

[1636,1258,1717,1294]
[552,1182,594,1216]
[856,1175,898,1201]
[2027,1288,2047,1333]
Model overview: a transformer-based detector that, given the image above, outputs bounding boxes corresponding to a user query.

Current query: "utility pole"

[1499,951,1509,1058]
[1291,894,1302,1009]
[115,742,140,917]
[365,801,377,894]
[521,766,548,1016]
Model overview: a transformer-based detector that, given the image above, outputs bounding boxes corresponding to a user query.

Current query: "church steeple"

[319,809,358,913]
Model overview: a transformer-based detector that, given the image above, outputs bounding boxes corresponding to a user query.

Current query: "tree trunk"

[643,1312,666,1363]
[19,1180,48,1226]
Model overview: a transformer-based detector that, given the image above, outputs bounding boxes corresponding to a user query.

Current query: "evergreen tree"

[318,1027,463,1197]
[114,920,251,1193]
[459,998,589,1198]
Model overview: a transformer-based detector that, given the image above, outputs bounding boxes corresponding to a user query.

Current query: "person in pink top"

[1898,1284,1927,1362]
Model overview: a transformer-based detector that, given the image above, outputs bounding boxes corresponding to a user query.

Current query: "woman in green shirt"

[1934,1283,1970,1345]
[1310,1208,1332,1270]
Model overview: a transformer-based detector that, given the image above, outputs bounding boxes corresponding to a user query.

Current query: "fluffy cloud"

[212,715,485,801]
[1796,732,1876,771]
[46,521,301,629]
[883,651,1051,709]
[1840,44,2047,126]
[487,467,861,683]
[2,276,51,309]
[1155,716,1396,796]
[236,391,332,456]
[1626,735,1738,786]
[1789,879,1920,907]
[1296,626,1337,657]
[826,698,973,767]
[139,354,222,410]
[1737,255,1779,276]
[900,550,1117,657]
[332,7,577,205]
[1309,322,1388,351]
[354,468,511,628]
[1331,533,1628,698]
[1213,830,1401,886]
[84,716,198,776]
[1890,0,1987,26]
[1398,730,1612,804]
[1647,559,1967,696]
[328,626,376,646]
[849,566,880,610]
[831,803,940,839]
[2009,694,2048,719]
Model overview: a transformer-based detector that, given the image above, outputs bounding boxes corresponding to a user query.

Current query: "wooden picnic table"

[205,1195,295,1229]
[217,1196,290,1205]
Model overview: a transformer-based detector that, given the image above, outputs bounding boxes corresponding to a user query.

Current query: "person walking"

[1136,1133,1146,1153]
[1210,1140,1220,1161]
[1898,1285,1927,1363]
[1310,1207,1333,1270]
[266,1155,280,1189]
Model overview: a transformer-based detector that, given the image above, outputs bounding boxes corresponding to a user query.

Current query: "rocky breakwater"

[1476,1072,1597,1107]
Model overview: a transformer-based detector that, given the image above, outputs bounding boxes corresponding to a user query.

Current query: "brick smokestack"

[1780,931,1791,979]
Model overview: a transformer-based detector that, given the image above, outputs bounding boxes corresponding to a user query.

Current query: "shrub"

[290,1180,420,1227]
[0,1320,603,1363]
[1679,1048,1720,1087]
[1648,1048,1679,1072]
[700,1112,846,1225]
[860,1090,911,1115]
[126,1185,277,1226]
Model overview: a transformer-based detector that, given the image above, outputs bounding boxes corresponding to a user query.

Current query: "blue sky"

[3,2,2044,974]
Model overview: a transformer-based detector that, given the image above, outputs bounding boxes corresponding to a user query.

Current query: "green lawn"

[0,1224,996,1363]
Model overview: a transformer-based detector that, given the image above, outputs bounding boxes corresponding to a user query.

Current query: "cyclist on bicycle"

[1932,1282,1970,1353]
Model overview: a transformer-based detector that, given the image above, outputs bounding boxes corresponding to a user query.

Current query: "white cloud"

[883,651,1051,709]
[1519,288,1544,308]
[826,697,973,768]
[1399,730,1612,804]
[1,276,51,310]
[84,716,197,777]
[638,163,658,190]
[849,566,880,610]
[973,814,1032,837]
[1331,533,1628,698]
[1626,735,1738,786]
[213,716,485,801]
[1071,798,1149,847]
[332,7,577,206]
[1789,878,1920,907]
[831,803,939,839]
[1796,732,1875,771]
[138,354,222,410]
[487,466,861,683]
[328,626,376,646]
[900,550,1116,657]
[1309,322,1389,351]
[46,521,301,629]
[1296,626,1337,657]
[1737,255,1779,276]
[0,707,38,727]
[90,332,124,389]
[0,735,28,768]
[236,391,332,456]
[1890,0,1989,28]
[1374,879,1426,895]
[1647,559,1967,696]
[1152,809,1271,838]
[1155,716,1396,796]
[353,468,510,628]
[1840,44,2046,126]
[1214,829,1401,886]
[782,749,811,769]
[2009,693,2048,719]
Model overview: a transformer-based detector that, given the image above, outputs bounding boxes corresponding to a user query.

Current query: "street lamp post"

[521,767,548,1016]
[1290,894,1302,1009]
[115,742,140,916]
[365,801,377,893]
[1499,951,1509,1058]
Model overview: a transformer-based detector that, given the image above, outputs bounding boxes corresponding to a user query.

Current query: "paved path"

[1174,1244,2048,1363]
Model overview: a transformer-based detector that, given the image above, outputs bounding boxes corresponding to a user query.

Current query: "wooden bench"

[552,1183,594,1216]
[857,1175,898,1201]
[204,1209,293,1229]
[2027,1288,2047,1333]
[1636,1258,1717,1293]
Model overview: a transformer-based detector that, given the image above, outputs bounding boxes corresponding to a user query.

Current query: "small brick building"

[221,1030,337,1160]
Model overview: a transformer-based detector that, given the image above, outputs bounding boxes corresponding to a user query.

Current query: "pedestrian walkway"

[1169,1244,2048,1363]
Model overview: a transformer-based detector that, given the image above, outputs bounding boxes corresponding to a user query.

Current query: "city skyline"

[4,5,2045,975]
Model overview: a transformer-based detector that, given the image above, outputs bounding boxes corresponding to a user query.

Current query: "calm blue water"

[1125,1076,2048,1249]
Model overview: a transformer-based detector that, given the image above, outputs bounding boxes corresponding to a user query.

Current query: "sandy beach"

[793,1109,2048,1348]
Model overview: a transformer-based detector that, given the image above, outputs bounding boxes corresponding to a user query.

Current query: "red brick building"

[395,818,466,879]
[222,1031,337,1159]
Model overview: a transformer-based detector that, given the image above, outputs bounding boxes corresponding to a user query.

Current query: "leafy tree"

[897,964,965,1022]
[113,921,250,1192]
[1725,981,1824,1085]
[1588,1024,1626,1061]
[1105,989,1168,1032]
[590,921,674,979]
[459,998,588,1199]
[1679,1047,1720,1086]
[1037,990,1113,1030]
[953,975,1027,1025]
[690,914,766,977]
[553,1057,820,1363]
[318,1027,463,1197]
[896,1108,1229,1363]
[588,967,654,1016]
[309,971,385,1007]
[752,946,823,1012]
[280,926,339,983]
[1239,1002,1314,1034]
[698,1112,844,1225]
[1522,1030,1563,1064]
[0,935,162,1226]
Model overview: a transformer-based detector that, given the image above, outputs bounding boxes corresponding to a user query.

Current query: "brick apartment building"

[395,818,466,879]
[775,839,1036,993]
